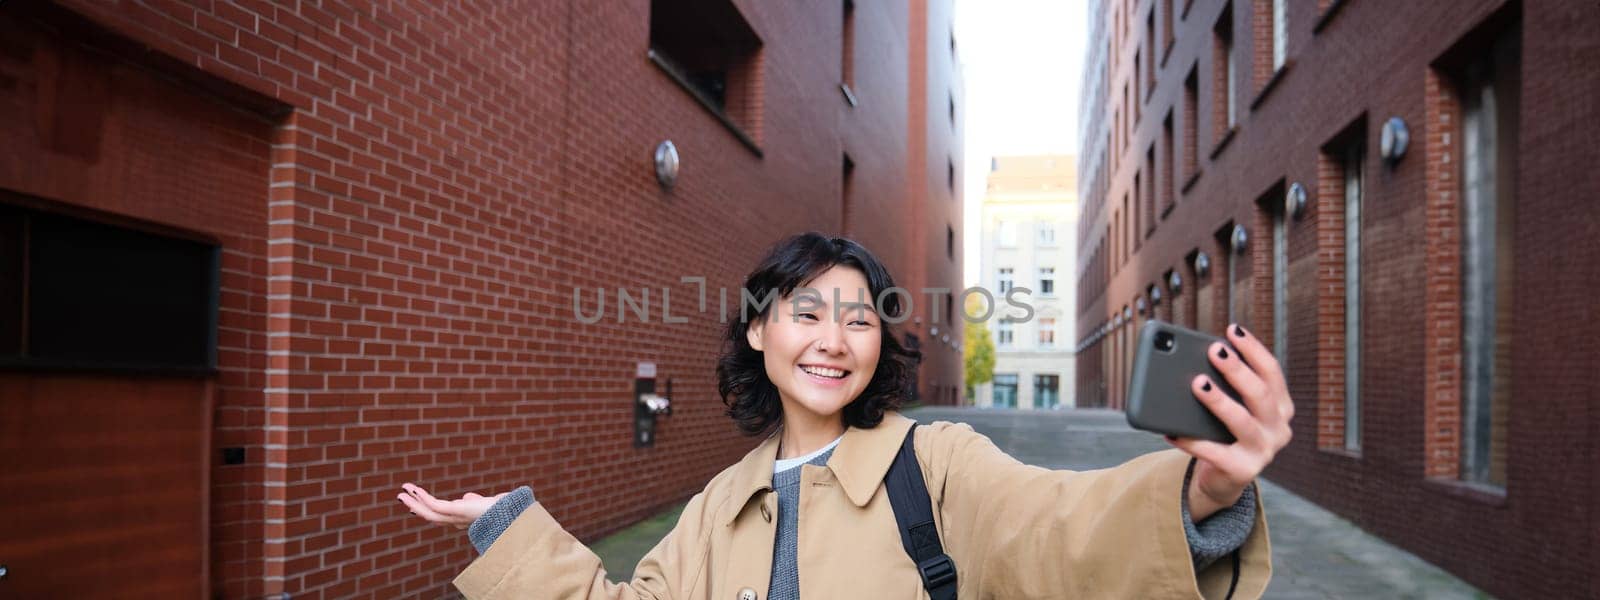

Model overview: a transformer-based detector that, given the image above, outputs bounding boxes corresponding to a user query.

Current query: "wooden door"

[0,374,207,598]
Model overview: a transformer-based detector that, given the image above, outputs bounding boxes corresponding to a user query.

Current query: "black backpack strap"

[884,423,958,600]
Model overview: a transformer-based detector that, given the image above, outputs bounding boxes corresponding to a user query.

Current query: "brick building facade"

[1074,0,1597,597]
[0,0,963,597]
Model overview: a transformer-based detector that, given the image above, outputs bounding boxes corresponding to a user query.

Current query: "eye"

[849,319,874,327]
[799,313,820,321]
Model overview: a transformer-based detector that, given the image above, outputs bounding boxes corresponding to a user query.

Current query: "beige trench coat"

[455,412,1271,599]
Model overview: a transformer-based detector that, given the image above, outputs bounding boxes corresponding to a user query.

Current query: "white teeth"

[801,366,847,379]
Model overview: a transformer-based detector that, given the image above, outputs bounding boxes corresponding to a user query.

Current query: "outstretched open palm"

[397,483,508,529]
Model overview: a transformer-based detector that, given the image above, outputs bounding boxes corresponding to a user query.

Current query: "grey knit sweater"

[467,454,1256,598]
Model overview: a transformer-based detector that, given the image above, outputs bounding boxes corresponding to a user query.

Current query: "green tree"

[962,294,995,403]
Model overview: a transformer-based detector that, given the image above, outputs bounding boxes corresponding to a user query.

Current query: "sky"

[956,0,1089,287]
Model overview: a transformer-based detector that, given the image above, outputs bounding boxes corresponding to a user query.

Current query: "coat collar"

[722,411,916,525]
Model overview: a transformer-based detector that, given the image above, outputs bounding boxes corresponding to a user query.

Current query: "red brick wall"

[0,7,277,596]
[1076,0,1600,597]
[4,0,956,597]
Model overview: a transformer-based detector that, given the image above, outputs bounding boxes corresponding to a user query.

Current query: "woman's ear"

[746,320,765,352]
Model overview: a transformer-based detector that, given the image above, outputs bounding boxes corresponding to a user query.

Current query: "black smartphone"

[1125,319,1242,443]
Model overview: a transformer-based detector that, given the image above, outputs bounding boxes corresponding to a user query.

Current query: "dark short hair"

[716,232,923,436]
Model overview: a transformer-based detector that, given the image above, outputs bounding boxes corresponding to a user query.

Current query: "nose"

[815,321,847,355]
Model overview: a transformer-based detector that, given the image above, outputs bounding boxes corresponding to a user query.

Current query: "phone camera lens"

[1154,331,1175,353]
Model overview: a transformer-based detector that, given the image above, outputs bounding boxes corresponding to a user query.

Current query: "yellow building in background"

[975,155,1078,409]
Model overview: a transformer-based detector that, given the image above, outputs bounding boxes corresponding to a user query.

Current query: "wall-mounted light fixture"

[1136,297,1147,315]
[1169,271,1183,296]
[1286,182,1307,220]
[654,141,680,189]
[1194,252,1211,278]
[1231,224,1249,255]
[1380,116,1410,164]
[1150,285,1162,306]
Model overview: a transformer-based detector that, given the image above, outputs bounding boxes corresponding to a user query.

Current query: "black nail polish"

[1202,381,1213,392]
[1233,324,1246,338]
[1218,346,1229,359]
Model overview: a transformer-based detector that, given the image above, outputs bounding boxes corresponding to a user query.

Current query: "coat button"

[737,587,758,600]
[759,502,771,522]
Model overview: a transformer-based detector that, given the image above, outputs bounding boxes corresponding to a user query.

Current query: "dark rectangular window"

[946,225,954,260]
[1035,374,1059,408]
[1183,66,1199,181]
[1162,111,1174,215]
[947,158,956,194]
[841,154,855,235]
[0,198,218,372]
[1133,49,1142,125]
[841,0,855,88]
[1144,144,1155,236]
[649,0,765,141]
[1164,0,1176,57]
[1145,6,1157,95]
[1131,170,1141,252]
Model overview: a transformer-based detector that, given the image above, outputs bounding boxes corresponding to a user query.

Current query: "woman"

[400,232,1290,599]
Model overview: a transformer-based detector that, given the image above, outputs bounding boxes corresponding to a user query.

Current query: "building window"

[1183,66,1198,182]
[1213,4,1237,137]
[997,320,1014,347]
[1459,31,1518,487]
[841,154,855,235]
[0,199,219,372]
[648,0,765,142]
[1037,222,1056,247]
[949,93,956,127]
[993,373,1018,407]
[1035,374,1060,408]
[1039,267,1055,296]
[1038,318,1056,347]
[1273,199,1288,368]
[1145,6,1156,94]
[1272,0,1287,71]
[1123,192,1133,263]
[946,225,955,260]
[1162,112,1175,215]
[1133,49,1142,124]
[997,267,1014,294]
[1143,146,1155,238]
[1253,0,1287,93]
[1122,82,1131,154]
[841,0,855,89]
[1343,143,1363,451]
[998,220,1018,247]
[1163,0,1176,57]
[948,158,956,193]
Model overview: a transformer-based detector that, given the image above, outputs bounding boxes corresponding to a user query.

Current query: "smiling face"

[746,265,883,424]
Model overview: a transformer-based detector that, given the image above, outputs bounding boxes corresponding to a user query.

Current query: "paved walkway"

[592,407,1491,599]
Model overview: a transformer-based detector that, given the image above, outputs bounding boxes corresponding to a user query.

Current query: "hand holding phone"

[1122,319,1297,522]
[1125,320,1242,442]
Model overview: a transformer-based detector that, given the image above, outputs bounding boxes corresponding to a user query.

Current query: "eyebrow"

[792,294,878,313]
